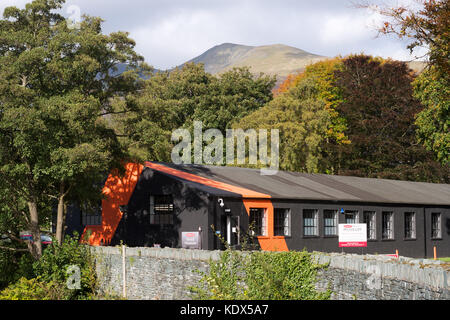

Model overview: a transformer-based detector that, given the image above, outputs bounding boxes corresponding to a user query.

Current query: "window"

[431,213,442,239]
[382,211,394,240]
[363,211,376,240]
[150,195,174,225]
[303,209,318,236]
[81,202,102,226]
[274,208,291,236]
[249,208,267,236]
[404,212,416,239]
[323,210,338,236]
[344,210,359,224]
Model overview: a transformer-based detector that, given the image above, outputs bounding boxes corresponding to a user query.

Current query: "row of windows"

[79,195,444,241]
[249,208,443,240]
[79,195,176,227]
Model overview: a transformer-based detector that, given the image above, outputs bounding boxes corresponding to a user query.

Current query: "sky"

[0,0,428,70]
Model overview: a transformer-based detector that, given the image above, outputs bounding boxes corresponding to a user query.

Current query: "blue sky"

[1,0,427,70]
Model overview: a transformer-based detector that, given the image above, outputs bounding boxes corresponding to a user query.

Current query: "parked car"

[20,232,53,245]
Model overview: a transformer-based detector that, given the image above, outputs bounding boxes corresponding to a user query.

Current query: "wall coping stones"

[311,251,449,290]
[91,246,222,262]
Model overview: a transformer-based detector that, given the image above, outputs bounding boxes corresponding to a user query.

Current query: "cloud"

[1,0,426,69]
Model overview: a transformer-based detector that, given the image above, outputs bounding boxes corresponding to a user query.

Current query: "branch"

[97,109,129,117]
[0,245,28,252]
[3,230,22,242]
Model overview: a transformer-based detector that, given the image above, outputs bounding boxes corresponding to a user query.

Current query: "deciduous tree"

[0,0,149,258]
[332,54,448,182]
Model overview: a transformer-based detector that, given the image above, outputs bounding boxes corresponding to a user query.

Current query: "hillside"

[180,42,427,86]
[183,43,327,84]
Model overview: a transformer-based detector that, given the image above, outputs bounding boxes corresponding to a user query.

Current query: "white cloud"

[1,0,428,68]
[0,0,29,14]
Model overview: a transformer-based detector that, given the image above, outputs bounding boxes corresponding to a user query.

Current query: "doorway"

[220,214,240,249]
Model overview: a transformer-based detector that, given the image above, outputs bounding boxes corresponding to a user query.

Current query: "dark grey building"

[70,161,450,259]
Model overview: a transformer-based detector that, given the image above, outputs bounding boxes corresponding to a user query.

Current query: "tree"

[0,0,148,258]
[360,0,449,79]
[271,58,350,150]
[235,76,330,173]
[115,63,275,163]
[357,0,450,165]
[239,54,449,181]
[413,67,449,164]
[194,66,275,132]
[112,63,213,162]
[332,54,448,182]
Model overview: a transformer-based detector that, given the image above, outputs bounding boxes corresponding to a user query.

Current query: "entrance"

[220,214,239,249]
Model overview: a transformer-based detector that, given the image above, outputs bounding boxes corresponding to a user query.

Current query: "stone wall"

[93,246,220,300]
[313,253,449,300]
[91,246,450,300]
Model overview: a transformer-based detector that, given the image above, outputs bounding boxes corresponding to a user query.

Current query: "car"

[19,232,53,245]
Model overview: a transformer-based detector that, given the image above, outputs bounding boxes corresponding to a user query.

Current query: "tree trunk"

[55,183,66,245]
[28,201,42,260]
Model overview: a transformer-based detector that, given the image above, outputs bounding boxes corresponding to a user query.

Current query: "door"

[221,215,240,248]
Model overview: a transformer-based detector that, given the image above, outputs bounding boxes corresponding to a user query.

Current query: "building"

[65,161,450,258]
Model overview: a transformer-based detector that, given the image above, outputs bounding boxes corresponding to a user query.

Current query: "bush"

[0,233,98,300]
[32,232,97,300]
[189,248,331,300]
[0,277,64,300]
[244,251,331,300]
[0,250,34,290]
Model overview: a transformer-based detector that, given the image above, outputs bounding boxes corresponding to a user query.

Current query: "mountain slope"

[181,42,426,86]
[184,43,327,81]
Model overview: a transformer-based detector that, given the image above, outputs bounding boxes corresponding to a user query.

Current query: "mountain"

[184,43,327,84]
[180,42,427,86]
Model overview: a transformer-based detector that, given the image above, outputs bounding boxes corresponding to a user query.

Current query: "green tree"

[0,0,149,258]
[112,63,212,162]
[235,76,330,173]
[193,66,275,132]
[116,63,275,162]
[413,67,449,164]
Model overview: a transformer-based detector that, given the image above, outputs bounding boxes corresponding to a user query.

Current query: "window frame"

[382,211,394,240]
[150,195,174,225]
[249,208,267,237]
[323,209,338,237]
[344,210,359,224]
[303,209,319,237]
[404,212,416,240]
[80,202,102,226]
[431,212,442,239]
[274,208,291,237]
[363,211,377,240]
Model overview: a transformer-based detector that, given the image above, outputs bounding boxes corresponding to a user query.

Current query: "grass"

[437,257,450,262]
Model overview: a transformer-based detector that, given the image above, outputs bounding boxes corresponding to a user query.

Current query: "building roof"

[144,162,450,206]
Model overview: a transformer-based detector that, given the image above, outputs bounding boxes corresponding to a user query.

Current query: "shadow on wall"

[110,166,209,248]
[81,163,143,246]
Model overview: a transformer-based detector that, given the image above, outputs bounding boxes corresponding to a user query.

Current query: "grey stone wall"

[91,246,449,300]
[92,246,221,300]
[313,253,449,300]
